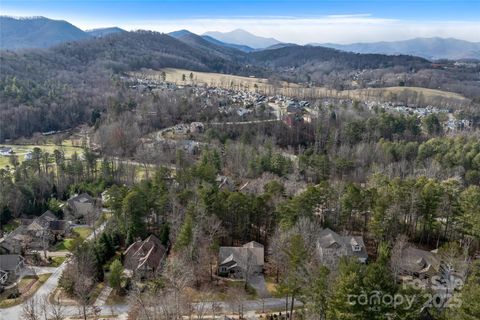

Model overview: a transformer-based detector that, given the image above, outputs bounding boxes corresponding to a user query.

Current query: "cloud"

[119,15,480,43]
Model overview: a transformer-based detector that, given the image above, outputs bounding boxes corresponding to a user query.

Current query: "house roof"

[25,210,68,232]
[48,220,69,232]
[67,193,94,216]
[400,247,440,274]
[317,228,344,249]
[317,228,368,260]
[219,241,264,270]
[68,193,94,206]
[0,255,24,271]
[124,235,166,272]
[26,210,57,231]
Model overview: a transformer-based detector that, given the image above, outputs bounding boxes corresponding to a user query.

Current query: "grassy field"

[53,226,93,251]
[73,226,93,240]
[49,256,67,267]
[131,68,469,106]
[0,142,84,169]
[54,238,76,251]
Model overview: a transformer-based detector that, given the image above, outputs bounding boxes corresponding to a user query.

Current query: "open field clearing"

[0,143,84,169]
[131,68,469,106]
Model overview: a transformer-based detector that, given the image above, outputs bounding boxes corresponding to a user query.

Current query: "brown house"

[124,235,167,278]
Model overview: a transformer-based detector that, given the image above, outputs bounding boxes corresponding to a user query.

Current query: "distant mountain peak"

[0,15,91,49]
[203,29,281,49]
[168,29,195,38]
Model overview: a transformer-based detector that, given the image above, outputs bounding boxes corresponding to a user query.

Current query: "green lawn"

[0,143,84,169]
[1,219,20,232]
[52,227,92,252]
[73,226,92,240]
[49,256,66,267]
[54,238,75,251]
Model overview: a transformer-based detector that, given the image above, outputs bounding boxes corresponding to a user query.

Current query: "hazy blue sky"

[2,0,480,43]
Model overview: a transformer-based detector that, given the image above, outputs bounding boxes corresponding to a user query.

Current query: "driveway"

[249,274,270,298]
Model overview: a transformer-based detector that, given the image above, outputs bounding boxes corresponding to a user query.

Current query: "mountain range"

[313,37,480,60]
[1,16,479,60]
[0,16,124,49]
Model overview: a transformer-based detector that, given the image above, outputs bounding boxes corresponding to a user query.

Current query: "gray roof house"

[218,241,264,278]
[316,228,368,267]
[0,211,70,254]
[0,254,25,285]
[0,226,30,254]
[65,193,95,219]
[399,247,440,279]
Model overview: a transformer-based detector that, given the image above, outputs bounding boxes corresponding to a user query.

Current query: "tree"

[175,213,193,249]
[282,234,310,319]
[304,265,330,320]
[459,185,480,237]
[328,258,365,320]
[445,261,480,320]
[122,189,147,239]
[109,259,124,293]
[21,296,40,320]
[423,114,443,135]
[71,243,96,320]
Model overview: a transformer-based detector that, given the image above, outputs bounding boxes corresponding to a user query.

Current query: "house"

[65,193,95,219]
[0,254,25,285]
[124,235,167,278]
[0,211,69,254]
[398,247,440,279]
[0,147,13,156]
[316,228,368,267]
[282,113,304,127]
[0,226,30,254]
[218,241,264,278]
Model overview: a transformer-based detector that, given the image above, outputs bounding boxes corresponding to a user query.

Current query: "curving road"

[0,222,107,320]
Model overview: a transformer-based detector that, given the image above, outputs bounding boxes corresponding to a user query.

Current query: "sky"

[1,0,480,43]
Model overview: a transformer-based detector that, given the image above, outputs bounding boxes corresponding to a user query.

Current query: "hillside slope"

[316,37,480,60]
[0,16,91,49]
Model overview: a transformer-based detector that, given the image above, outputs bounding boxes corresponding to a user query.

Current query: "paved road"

[0,222,107,320]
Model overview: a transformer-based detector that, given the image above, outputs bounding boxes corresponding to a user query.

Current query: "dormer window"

[352,245,361,252]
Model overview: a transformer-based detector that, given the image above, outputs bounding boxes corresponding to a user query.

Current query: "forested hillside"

[0,16,91,49]
[1,30,479,141]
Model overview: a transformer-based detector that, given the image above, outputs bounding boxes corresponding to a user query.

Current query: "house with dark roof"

[0,210,70,254]
[124,235,167,278]
[65,193,95,220]
[0,225,29,254]
[0,254,25,285]
[398,247,440,279]
[218,241,264,278]
[316,228,368,267]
